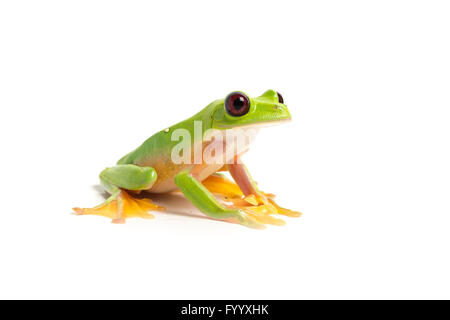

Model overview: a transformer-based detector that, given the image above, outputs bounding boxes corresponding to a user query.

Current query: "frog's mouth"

[215,117,292,130]
[254,117,292,128]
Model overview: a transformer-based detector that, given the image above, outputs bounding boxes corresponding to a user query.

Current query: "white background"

[1,1,449,299]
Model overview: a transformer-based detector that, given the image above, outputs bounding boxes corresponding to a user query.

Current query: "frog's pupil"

[233,97,245,110]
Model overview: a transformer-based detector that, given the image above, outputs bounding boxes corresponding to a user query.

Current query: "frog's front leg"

[174,170,265,229]
[228,161,302,218]
[228,162,266,202]
[202,159,301,223]
[73,164,165,223]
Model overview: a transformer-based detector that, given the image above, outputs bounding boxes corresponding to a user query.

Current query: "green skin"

[99,89,292,228]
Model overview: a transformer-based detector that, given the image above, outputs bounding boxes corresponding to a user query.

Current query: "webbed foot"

[202,174,302,226]
[73,190,166,223]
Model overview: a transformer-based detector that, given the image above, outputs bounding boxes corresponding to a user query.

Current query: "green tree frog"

[74,90,301,228]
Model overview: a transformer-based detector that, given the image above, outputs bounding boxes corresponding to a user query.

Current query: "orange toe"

[73,190,165,223]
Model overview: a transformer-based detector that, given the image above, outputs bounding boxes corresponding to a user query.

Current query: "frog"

[73,90,301,229]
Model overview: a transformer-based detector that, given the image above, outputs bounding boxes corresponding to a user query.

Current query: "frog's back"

[117,129,171,166]
[115,102,219,193]
[118,102,217,166]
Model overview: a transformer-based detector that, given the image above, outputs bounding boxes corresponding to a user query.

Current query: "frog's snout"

[273,103,292,122]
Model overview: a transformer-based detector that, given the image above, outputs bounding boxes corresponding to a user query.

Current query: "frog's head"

[211,89,292,129]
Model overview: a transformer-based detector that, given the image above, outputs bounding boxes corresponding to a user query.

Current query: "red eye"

[225,92,250,117]
[277,92,284,104]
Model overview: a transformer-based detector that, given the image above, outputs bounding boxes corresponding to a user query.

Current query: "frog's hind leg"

[73,164,165,223]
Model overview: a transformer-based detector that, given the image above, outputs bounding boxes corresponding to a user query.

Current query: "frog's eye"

[277,92,284,104]
[225,92,250,117]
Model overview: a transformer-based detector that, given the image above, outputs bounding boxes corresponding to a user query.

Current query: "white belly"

[149,127,258,193]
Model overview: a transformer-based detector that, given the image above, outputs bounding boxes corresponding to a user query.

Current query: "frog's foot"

[201,173,244,199]
[233,198,286,226]
[73,190,166,223]
[202,174,302,226]
[263,195,302,218]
